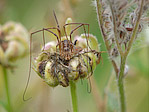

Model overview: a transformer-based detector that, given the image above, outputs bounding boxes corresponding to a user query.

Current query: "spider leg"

[23,28,60,101]
[63,23,92,79]
[63,23,92,50]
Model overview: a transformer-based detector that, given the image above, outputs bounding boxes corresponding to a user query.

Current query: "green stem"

[117,1,144,111]
[3,67,12,112]
[118,56,127,112]
[125,0,144,56]
[95,0,119,76]
[108,0,123,56]
[70,81,78,112]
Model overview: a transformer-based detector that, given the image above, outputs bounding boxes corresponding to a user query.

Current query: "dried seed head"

[34,18,101,87]
[34,34,100,87]
[0,21,29,67]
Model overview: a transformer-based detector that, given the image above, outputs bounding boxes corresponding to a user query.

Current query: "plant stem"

[95,0,119,76]
[95,0,145,112]
[118,56,127,112]
[70,81,78,112]
[125,0,144,56]
[95,1,127,111]
[108,0,123,56]
[117,1,144,110]
[117,1,144,111]
[3,67,12,112]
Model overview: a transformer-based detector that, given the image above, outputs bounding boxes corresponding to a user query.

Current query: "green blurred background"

[0,0,148,112]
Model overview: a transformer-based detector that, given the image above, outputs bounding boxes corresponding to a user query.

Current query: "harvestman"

[23,11,103,101]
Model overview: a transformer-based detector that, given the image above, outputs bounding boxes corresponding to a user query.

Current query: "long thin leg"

[63,23,89,46]
[53,10,60,29]
[47,27,61,41]
[79,54,92,93]
[63,25,69,41]
[42,28,45,51]
[44,27,61,43]
[63,23,93,53]
[67,23,93,87]
[87,75,92,93]
[23,28,60,101]
[44,27,62,53]
[69,24,89,68]
[52,11,62,42]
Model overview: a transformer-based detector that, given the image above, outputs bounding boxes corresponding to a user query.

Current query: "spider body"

[58,39,74,61]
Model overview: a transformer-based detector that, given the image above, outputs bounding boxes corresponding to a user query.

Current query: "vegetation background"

[0,0,148,112]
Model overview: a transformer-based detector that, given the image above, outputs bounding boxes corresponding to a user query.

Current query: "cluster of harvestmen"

[23,11,103,101]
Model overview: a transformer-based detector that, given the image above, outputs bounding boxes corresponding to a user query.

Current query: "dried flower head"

[0,21,29,67]
[33,17,102,87]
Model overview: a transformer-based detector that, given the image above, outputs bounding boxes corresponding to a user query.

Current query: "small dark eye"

[74,40,77,45]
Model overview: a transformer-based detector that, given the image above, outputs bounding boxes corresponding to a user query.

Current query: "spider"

[23,11,102,101]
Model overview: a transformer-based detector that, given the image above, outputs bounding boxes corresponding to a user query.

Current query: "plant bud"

[80,33,100,51]
[68,57,79,80]
[44,61,59,87]
[42,41,57,52]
